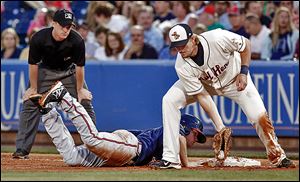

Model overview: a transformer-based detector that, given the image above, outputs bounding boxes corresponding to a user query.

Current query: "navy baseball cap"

[53,9,76,27]
[169,23,193,49]
[180,114,206,143]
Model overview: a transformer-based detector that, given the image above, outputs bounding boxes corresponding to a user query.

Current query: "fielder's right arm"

[194,90,225,132]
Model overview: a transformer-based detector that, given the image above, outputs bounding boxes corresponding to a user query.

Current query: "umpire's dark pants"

[15,63,96,154]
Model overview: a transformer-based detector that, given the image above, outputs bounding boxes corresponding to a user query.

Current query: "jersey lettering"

[200,62,229,81]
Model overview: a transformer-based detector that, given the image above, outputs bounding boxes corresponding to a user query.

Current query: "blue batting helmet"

[180,114,206,143]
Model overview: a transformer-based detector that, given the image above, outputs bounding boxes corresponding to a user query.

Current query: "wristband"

[240,65,249,75]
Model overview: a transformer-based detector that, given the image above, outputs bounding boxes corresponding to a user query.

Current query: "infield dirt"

[1,153,298,172]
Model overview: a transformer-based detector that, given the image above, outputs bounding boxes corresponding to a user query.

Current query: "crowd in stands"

[1,1,299,61]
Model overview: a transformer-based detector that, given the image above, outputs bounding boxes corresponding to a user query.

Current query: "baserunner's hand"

[77,88,93,102]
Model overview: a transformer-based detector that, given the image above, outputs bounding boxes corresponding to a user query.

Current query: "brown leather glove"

[213,127,232,162]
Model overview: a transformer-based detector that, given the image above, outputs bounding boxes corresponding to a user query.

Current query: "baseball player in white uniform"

[153,23,294,169]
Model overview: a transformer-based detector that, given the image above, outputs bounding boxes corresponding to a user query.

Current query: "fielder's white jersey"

[175,28,246,96]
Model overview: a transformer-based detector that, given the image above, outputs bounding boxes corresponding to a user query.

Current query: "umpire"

[12,9,96,159]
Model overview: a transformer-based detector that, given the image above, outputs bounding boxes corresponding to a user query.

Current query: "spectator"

[244,13,271,60]
[103,31,127,61]
[294,38,299,60]
[277,1,294,12]
[124,25,158,60]
[27,7,55,36]
[192,23,208,34]
[198,4,225,31]
[92,2,129,36]
[214,1,232,30]
[112,1,125,15]
[159,26,177,60]
[76,21,99,60]
[292,4,299,30]
[153,2,175,24]
[170,1,191,24]
[136,5,164,53]
[187,13,199,30]
[44,1,71,11]
[85,1,105,44]
[1,28,22,59]
[122,2,146,26]
[190,1,206,15]
[228,5,250,39]
[263,2,276,18]
[92,2,114,28]
[26,8,47,37]
[272,2,299,28]
[86,1,103,32]
[95,25,109,47]
[19,28,39,60]
[245,1,272,28]
[261,7,299,60]
[44,7,56,27]
[93,25,109,61]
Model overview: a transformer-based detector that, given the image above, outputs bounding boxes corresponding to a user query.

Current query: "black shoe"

[149,159,181,169]
[278,158,295,168]
[40,81,67,107]
[12,150,29,159]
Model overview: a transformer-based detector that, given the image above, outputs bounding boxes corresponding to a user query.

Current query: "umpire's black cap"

[169,23,193,49]
[53,9,76,27]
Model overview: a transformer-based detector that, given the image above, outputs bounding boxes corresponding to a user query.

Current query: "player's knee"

[249,112,267,125]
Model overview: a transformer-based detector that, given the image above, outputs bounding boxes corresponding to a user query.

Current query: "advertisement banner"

[1,60,298,137]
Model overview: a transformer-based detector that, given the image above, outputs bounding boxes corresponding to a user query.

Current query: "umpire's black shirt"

[28,27,85,70]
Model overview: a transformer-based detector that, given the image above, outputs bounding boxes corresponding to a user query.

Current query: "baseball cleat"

[39,81,67,107]
[29,94,43,107]
[12,149,29,159]
[29,94,52,114]
[149,159,181,169]
[278,158,296,168]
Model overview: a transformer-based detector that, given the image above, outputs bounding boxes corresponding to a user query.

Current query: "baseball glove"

[213,127,232,162]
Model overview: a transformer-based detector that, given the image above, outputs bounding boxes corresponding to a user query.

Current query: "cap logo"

[65,13,72,19]
[171,31,180,40]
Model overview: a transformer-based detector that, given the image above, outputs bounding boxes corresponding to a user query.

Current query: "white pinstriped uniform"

[42,92,141,167]
[162,29,286,166]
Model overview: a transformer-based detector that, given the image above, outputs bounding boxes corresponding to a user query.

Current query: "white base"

[190,157,261,167]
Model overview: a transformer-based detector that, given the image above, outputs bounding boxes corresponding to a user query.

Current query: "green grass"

[2,169,299,181]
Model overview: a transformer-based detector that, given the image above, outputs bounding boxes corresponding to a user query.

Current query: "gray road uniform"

[42,91,140,167]
[162,28,286,166]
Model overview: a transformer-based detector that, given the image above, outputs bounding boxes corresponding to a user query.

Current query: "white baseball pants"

[162,74,286,166]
